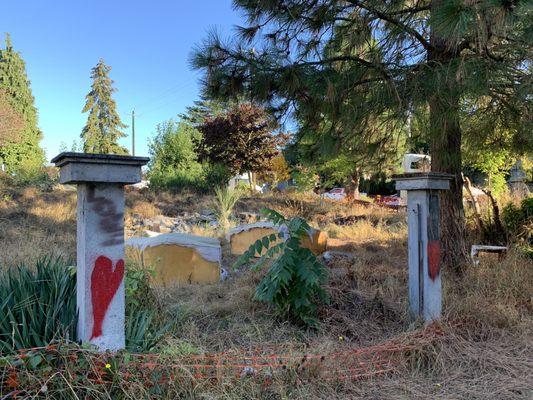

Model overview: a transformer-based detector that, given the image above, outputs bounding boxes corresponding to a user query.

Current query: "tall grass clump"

[0,258,77,353]
[213,185,242,230]
[1,258,167,354]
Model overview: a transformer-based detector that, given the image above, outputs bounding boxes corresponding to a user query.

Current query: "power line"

[133,74,200,114]
[135,80,197,118]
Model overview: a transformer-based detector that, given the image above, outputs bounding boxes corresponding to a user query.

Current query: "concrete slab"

[126,233,222,286]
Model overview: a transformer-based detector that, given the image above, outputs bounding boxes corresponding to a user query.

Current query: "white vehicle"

[321,187,346,201]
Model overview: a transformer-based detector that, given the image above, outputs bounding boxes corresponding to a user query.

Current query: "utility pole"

[131,110,136,156]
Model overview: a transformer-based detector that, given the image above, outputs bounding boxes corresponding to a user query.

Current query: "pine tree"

[0,33,44,173]
[192,1,531,271]
[81,59,127,154]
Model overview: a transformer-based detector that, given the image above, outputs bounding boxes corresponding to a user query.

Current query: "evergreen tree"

[180,97,230,126]
[81,59,127,154]
[0,90,24,147]
[0,34,44,173]
[192,1,532,270]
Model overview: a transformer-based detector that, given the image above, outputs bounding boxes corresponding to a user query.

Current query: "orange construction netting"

[4,324,443,388]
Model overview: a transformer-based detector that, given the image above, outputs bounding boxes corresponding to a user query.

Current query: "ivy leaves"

[234,208,329,327]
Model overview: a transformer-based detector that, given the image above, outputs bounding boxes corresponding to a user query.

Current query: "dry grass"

[0,185,76,267]
[1,184,532,398]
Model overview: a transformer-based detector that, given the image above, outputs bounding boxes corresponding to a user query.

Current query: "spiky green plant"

[0,258,77,353]
[0,258,167,354]
[234,208,329,327]
[213,185,242,230]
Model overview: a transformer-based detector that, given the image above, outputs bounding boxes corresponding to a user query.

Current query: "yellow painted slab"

[228,222,328,256]
[229,226,280,256]
[126,233,221,287]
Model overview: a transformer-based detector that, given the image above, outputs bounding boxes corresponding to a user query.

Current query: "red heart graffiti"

[427,240,441,281]
[90,256,125,340]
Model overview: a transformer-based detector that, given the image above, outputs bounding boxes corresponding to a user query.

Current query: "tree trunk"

[428,9,469,272]
[463,174,484,232]
[346,167,360,201]
[247,171,254,192]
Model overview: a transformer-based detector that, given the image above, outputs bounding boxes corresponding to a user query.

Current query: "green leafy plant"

[234,208,329,327]
[0,258,167,354]
[213,185,242,230]
[0,257,77,353]
[125,304,169,353]
[503,197,533,255]
[124,261,169,352]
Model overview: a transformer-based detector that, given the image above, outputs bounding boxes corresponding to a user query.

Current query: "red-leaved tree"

[197,103,283,189]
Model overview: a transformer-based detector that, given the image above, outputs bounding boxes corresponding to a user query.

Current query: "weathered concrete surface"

[302,227,328,255]
[51,152,149,184]
[394,172,452,191]
[53,152,148,352]
[76,184,126,351]
[126,233,221,286]
[394,172,453,323]
[227,222,328,256]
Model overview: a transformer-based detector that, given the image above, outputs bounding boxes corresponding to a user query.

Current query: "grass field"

[1,183,532,399]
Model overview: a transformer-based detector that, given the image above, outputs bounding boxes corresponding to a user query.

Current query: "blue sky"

[0,0,244,161]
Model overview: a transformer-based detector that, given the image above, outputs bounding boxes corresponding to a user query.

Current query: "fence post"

[393,172,453,322]
[52,152,149,351]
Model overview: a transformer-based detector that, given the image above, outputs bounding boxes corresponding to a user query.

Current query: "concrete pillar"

[52,152,149,351]
[508,160,530,197]
[393,172,453,323]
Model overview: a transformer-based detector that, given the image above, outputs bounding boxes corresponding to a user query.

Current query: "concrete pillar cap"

[392,172,454,191]
[52,152,149,185]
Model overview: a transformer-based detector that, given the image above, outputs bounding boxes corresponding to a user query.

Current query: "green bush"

[502,197,533,255]
[124,261,169,352]
[149,162,230,193]
[147,119,231,193]
[292,165,319,193]
[0,258,77,353]
[234,209,329,327]
[0,258,166,354]
[213,186,242,230]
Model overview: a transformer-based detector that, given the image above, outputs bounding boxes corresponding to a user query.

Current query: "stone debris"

[126,233,222,286]
[127,212,219,236]
[238,212,261,223]
[128,210,269,237]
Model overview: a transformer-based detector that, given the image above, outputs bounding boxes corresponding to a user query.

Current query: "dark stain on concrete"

[87,185,124,247]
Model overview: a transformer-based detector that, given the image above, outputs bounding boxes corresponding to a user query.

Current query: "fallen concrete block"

[301,227,328,255]
[126,233,221,286]
[227,222,280,256]
[227,222,328,256]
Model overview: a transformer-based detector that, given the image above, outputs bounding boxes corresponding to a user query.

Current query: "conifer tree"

[192,1,531,270]
[0,34,44,173]
[81,59,127,154]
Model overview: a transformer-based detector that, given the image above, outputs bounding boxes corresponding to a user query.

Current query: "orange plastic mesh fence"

[4,325,443,387]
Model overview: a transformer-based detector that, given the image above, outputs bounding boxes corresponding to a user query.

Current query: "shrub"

[124,261,169,352]
[213,186,242,230]
[502,197,533,255]
[148,120,207,192]
[0,258,166,354]
[292,165,319,193]
[0,258,77,353]
[234,208,329,327]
